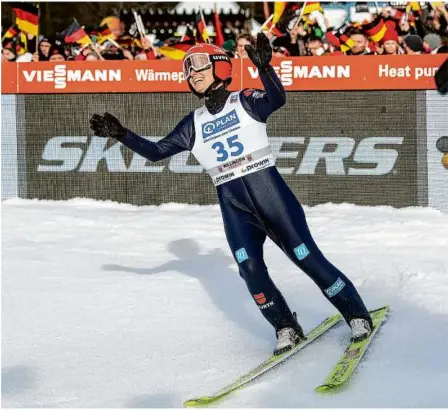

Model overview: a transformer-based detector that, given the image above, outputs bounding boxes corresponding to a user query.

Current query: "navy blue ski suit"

[120,66,371,332]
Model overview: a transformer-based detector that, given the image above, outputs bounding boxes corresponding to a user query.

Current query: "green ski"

[184,313,343,407]
[315,305,390,393]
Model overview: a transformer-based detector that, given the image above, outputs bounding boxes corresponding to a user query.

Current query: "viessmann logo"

[37,136,404,176]
[248,61,351,86]
[22,65,121,89]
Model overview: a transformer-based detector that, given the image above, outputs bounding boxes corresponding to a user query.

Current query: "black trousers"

[217,167,371,332]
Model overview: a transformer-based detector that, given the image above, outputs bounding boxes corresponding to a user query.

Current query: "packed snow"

[2,199,448,407]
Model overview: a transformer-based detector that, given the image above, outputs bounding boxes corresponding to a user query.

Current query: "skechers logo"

[325,277,346,298]
[294,244,310,260]
[202,110,240,138]
[235,248,248,263]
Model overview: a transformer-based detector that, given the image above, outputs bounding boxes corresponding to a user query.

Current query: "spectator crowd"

[2,2,448,64]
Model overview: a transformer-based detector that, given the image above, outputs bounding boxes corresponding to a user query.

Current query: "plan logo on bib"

[202,109,240,140]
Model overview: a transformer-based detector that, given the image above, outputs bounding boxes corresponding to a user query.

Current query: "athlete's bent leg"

[251,170,372,327]
[218,196,302,334]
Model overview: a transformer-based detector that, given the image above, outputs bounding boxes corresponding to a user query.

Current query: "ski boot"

[273,312,306,356]
[349,318,372,342]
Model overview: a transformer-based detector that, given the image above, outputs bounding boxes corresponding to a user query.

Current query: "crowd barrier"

[1,55,447,211]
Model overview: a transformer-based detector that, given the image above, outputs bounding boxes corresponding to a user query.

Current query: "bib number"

[212,135,244,162]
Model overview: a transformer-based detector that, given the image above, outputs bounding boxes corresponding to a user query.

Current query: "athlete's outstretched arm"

[90,112,195,162]
[241,32,286,122]
[122,113,195,162]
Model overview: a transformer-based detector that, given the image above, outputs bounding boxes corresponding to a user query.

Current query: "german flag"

[158,41,193,60]
[272,2,288,26]
[181,25,195,43]
[406,2,422,13]
[213,8,225,47]
[115,35,133,49]
[11,3,39,36]
[62,21,92,45]
[96,23,114,44]
[196,11,209,43]
[263,19,285,38]
[303,2,323,15]
[363,16,387,43]
[2,25,20,40]
[325,30,354,53]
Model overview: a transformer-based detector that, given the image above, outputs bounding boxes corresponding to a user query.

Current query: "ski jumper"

[120,66,371,332]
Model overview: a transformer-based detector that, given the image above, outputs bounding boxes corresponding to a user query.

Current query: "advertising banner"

[1,95,18,200]
[23,91,420,207]
[2,55,445,94]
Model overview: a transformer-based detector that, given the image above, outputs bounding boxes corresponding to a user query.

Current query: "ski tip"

[315,384,338,393]
[183,396,216,408]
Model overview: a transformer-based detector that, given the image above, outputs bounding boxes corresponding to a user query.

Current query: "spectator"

[235,34,255,58]
[424,33,443,53]
[346,30,374,55]
[85,50,100,61]
[403,34,425,55]
[37,37,52,61]
[305,36,325,56]
[272,45,290,57]
[3,2,447,62]
[380,25,403,55]
[48,44,66,61]
[2,43,17,62]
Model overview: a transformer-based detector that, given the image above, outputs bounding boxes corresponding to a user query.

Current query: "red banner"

[2,55,445,94]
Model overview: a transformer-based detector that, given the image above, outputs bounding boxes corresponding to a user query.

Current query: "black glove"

[244,32,272,72]
[89,112,127,141]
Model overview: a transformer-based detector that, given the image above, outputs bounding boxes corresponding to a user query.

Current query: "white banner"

[1,95,18,200]
[426,91,448,212]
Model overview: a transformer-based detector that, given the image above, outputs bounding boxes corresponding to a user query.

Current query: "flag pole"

[36,2,40,52]
[292,1,307,31]
[74,17,104,60]
[260,14,273,31]
[199,7,210,43]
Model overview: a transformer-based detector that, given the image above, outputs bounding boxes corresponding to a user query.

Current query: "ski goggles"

[183,53,213,79]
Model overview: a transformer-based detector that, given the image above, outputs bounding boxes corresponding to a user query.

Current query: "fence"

[1,55,447,211]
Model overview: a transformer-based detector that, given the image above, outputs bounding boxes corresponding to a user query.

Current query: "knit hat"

[381,20,399,44]
[48,44,66,59]
[404,35,424,52]
[423,33,442,51]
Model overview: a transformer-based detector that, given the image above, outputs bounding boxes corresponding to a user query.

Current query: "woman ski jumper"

[90,33,373,355]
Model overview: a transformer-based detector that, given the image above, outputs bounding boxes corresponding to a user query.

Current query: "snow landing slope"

[2,199,447,407]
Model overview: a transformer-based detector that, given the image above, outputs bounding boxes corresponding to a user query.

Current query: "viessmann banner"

[2,55,445,94]
[22,91,420,207]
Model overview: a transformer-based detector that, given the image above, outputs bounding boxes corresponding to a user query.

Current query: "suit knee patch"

[325,277,346,297]
[294,244,310,260]
[235,248,249,263]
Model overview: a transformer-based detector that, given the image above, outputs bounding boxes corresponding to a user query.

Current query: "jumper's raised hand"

[244,32,272,71]
[89,112,127,141]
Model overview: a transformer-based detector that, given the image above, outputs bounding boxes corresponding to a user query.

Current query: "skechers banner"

[21,91,420,206]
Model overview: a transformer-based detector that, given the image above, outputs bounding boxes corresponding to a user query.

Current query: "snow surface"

[2,199,448,408]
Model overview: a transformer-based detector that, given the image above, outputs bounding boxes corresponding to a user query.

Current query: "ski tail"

[184,312,343,407]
